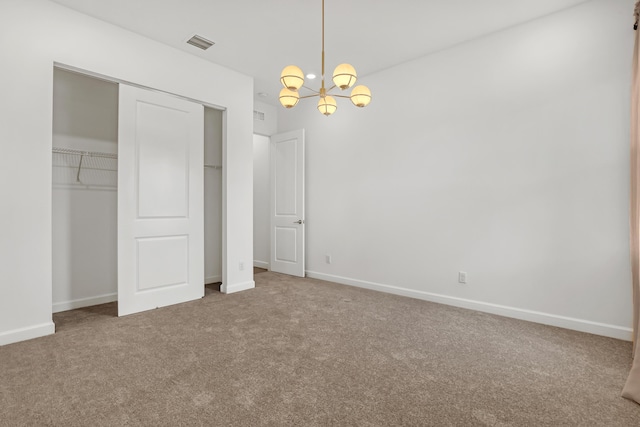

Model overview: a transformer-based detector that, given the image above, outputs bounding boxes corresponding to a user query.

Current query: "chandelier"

[278,0,372,116]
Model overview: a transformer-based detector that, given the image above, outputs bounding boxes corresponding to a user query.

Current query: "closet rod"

[55,165,116,173]
[204,164,222,170]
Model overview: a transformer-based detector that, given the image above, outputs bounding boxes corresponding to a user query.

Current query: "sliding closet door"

[117,85,204,316]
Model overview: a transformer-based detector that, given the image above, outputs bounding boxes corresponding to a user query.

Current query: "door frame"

[50,62,229,313]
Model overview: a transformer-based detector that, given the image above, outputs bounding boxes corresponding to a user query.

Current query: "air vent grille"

[186,35,215,50]
[253,110,265,121]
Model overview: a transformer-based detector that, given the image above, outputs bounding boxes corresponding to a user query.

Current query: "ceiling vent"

[186,35,215,50]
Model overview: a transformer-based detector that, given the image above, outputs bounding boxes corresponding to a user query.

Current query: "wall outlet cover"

[458,271,467,284]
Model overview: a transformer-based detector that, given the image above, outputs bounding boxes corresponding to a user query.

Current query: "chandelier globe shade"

[280,65,305,91]
[317,96,337,116]
[350,85,372,108]
[279,88,300,109]
[332,63,357,90]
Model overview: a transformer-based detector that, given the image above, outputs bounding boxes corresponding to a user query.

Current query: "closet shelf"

[52,147,118,187]
[52,147,118,159]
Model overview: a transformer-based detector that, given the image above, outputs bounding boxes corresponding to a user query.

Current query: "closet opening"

[52,67,224,323]
[52,68,119,319]
[204,107,223,295]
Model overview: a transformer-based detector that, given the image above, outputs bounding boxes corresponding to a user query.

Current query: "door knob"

[294,220,304,224]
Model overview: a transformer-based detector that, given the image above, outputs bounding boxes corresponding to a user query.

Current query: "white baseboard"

[254,260,269,269]
[52,293,117,313]
[0,322,56,346]
[222,280,255,294]
[205,275,222,284]
[306,271,633,342]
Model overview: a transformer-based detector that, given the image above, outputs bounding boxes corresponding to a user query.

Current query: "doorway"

[52,67,224,318]
[252,130,306,278]
[52,68,118,313]
[253,134,270,272]
[205,108,223,291]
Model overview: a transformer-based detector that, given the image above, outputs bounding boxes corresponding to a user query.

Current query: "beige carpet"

[0,272,638,426]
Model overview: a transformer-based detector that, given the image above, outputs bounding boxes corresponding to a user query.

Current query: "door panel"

[275,227,297,262]
[118,85,204,316]
[270,129,305,277]
[274,138,297,215]
[136,236,188,290]
[137,102,189,218]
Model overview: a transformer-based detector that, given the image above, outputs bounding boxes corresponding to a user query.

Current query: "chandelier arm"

[299,94,321,99]
[332,94,351,99]
[302,85,320,93]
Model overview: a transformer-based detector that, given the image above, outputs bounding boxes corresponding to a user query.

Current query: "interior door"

[118,84,204,316]
[270,129,305,277]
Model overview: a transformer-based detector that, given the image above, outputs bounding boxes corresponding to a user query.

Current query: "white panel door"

[270,129,305,277]
[118,85,204,316]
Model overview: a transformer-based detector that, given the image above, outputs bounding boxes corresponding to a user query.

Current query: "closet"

[52,68,222,314]
[204,107,223,285]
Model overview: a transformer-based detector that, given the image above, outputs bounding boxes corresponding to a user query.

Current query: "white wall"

[0,0,254,346]
[52,190,117,310]
[205,107,223,283]
[278,0,635,340]
[253,134,270,268]
[252,100,278,269]
[52,69,118,312]
[253,100,278,136]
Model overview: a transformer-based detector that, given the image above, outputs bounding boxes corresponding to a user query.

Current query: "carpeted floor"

[0,272,638,426]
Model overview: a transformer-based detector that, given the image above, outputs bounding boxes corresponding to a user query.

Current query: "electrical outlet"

[458,271,467,284]
[325,254,332,264]
[239,262,245,271]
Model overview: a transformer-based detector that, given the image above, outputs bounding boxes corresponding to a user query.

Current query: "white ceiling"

[51,0,589,106]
